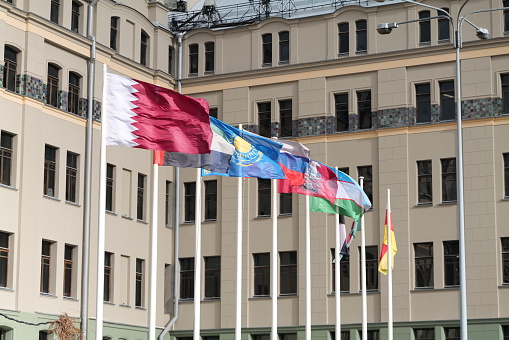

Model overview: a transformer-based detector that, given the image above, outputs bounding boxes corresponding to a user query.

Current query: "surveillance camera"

[377,23,397,35]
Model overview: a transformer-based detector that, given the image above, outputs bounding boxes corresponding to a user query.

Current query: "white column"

[193,168,202,340]
[148,163,159,340]
[271,179,278,340]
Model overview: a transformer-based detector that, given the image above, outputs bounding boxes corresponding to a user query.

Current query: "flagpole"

[334,167,341,339]
[387,189,393,340]
[305,194,311,340]
[235,125,243,340]
[271,179,278,340]
[194,168,202,340]
[359,176,367,340]
[148,162,159,340]
[95,63,108,340]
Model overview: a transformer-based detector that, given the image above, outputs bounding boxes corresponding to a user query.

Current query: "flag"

[277,140,310,186]
[332,215,349,263]
[202,117,285,179]
[378,201,397,275]
[309,167,371,221]
[346,221,360,248]
[104,72,212,154]
[278,160,338,203]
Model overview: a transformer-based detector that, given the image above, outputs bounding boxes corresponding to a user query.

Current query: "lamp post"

[375,1,508,339]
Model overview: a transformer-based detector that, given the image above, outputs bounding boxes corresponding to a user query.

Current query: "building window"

[104,252,113,302]
[338,22,349,55]
[189,44,198,74]
[441,158,457,202]
[140,30,149,66]
[338,167,349,175]
[204,180,217,221]
[0,131,14,186]
[502,238,509,284]
[279,99,292,137]
[444,241,460,287]
[367,331,380,340]
[414,242,433,288]
[184,182,196,222]
[203,337,220,340]
[121,168,131,217]
[355,20,367,52]
[65,152,78,203]
[360,246,378,291]
[179,257,194,299]
[68,72,80,115]
[39,331,49,340]
[3,46,18,92]
[279,334,297,340]
[63,244,75,297]
[47,63,60,107]
[357,166,373,206]
[280,193,292,215]
[209,107,218,119]
[439,80,455,121]
[71,1,81,32]
[106,164,115,212]
[252,335,270,340]
[135,258,144,307]
[505,154,509,198]
[258,179,271,217]
[262,33,272,65]
[253,253,270,296]
[419,11,431,44]
[168,46,175,75]
[0,232,10,288]
[279,31,289,63]
[280,251,297,295]
[44,145,58,197]
[258,102,271,138]
[335,93,349,132]
[502,74,509,114]
[50,0,59,24]
[331,249,350,293]
[504,0,509,33]
[417,160,432,204]
[416,83,431,123]
[438,8,450,41]
[357,90,371,130]
[444,327,460,340]
[205,41,215,73]
[110,17,119,50]
[414,328,434,340]
[40,240,54,294]
[330,331,351,340]
[137,173,146,221]
[165,181,171,226]
[204,256,221,298]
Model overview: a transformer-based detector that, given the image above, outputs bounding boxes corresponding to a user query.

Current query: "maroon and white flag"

[104,73,212,154]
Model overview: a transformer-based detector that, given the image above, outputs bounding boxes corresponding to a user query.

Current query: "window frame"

[502,74,509,114]
[63,244,75,297]
[438,8,450,42]
[335,92,349,132]
[179,257,194,300]
[137,173,146,221]
[253,252,270,296]
[68,72,81,115]
[279,251,297,295]
[415,83,431,123]
[71,1,81,33]
[204,41,215,73]
[357,166,373,206]
[279,99,293,138]
[0,131,14,187]
[50,0,60,24]
[47,63,60,108]
[204,180,217,221]
[278,31,289,63]
[257,178,271,217]
[0,231,10,288]
[65,151,79,203]
[360,245,378,291]
[338,22,349,55]
[413,328,435,340]
[443,240,460,287]
[262,33,273,65]
[504,0,509,33]
[106,164,115,212]
[135,258,145,307]
[357,90,372,130]
[104,252,113,302]
[3,46,18,92]
[419,10,431,44]
[258,101,272,138]
[502,237,509,285]
[441,158,457,203]
[417,160,432,204]
[439,80,456,121]
[504,153,509,198]
[140,30,149,66]
[355,20,367,53]
[40,240,54,294]
[204,256,221,299]
[189,44,199,75]
[414,242,434,288]
[44,144,58,197]
[110,17,119,50]
[331,248,350,293]
[184,182,196,222]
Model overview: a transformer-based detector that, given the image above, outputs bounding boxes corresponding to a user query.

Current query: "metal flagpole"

[334,167,341,339]
[387,189,393,340]
[148,163,159,340]
[271,179,278,340]
[95,63,108,340]
[194,168,202,340]
[360,177,367,340]
[305,194,311,340]
[235,125,243,340]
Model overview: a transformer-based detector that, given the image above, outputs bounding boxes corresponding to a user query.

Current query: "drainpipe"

[158,31,185,340]
[81,0,100,338]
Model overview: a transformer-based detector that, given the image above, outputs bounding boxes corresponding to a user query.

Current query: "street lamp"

[375,1,508,339]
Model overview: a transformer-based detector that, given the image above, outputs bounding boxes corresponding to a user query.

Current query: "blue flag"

[202,117,285,179]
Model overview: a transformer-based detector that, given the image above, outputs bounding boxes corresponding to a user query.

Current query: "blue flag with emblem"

[202,117,285,179]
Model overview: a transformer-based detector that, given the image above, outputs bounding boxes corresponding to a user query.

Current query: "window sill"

[278,213,292,218]
[415,202,432,207]
[261,63,272,67]
[119,303,130,308]
[438,39,451,44]
[63,296,79,301]
[249,295,271,300]
[178,299,194,303]
[204,71,215,75]
[278,294,297,298]
[203,219,218,223]
[203,297,220,301]
[410,287,435,292]
[337,52,349,57]
[40,293,58,298]
[182,220,195,225]
[419,42,431,46]
[0,287,14,292]
[443,285,460,290]
[498,284,509,288]
[43,195,60,202]
[502,197,509,201]
[256,215,271,219]
[439,201,457,206]
[121,214,133,220]
[355,50,367,55]
[106,210,117,216]
[188,73,198,77]
[0,183,17,191]
[137,219,148,224]
[65,201,81,207]
[278,61,289,65]
[135,306,146,310]
[327,292,350,296]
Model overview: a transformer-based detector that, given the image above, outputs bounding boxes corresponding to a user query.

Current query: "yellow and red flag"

[378,201,397,275]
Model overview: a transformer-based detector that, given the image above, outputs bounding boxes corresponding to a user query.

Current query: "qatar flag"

[103,73,212,154]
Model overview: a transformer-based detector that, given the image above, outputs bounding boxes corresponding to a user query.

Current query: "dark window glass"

[331,248,350,293]
[504,325,509,340]
[444,327,460,340]
[203,337,220,340]
[0,232,10,288]
[258,179,271,217]
[44,145,57,197]
[137,173,146,221]
[184,182,196,222]
[357,90,371,129]
[40,240,52,293]
[338,167,349,176]
[414,328,435,340]
[440,80,456,121]
[209,107,218,119]
[253,253,270,296]
[50,0,59,24]
[205,180,217,221]
[165,181,171,226]
[71,1,80,32]
[504,0,509,33]
[279,99,292,137]
[168,46,174,75]
[330,331,351,340]
[438,8,450,41]
[140,30,149,66]
[360,246,378,291]
[180,257,194,299]
[416,83,431,123]
[414,242,433,288]
[502,74,509,114]
[65,152,78,203]
[280,193,292,215]
[419,11,431,43]
[505,153,509,198]
[417,160,432,204]
[441,158,457,202]
[205,42,215,72]
[204,256,220,298]
[262,34,272,65]
[444,241,460,287]
[367,330,379,340]
[279,334,297,340]
[252,335,270,340]
[280,251,297,295]
[189,44,198,74]
[338,23,349,54]
[104,252,113,302]
[135,258,144,307]
[63,245,74,297]
[39,331,49,340]
[0,131,14,186]
[356,20,367,52]
[47,64,60,107]
[502,238,509,284]
[357,166,373,206]
[110,17,119,50]
[3,46,17,92]
[68,72,80,115]
[106,164,114,212]
[279,31,289,62]
[258,102,271,138]
[335,93,349,132]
